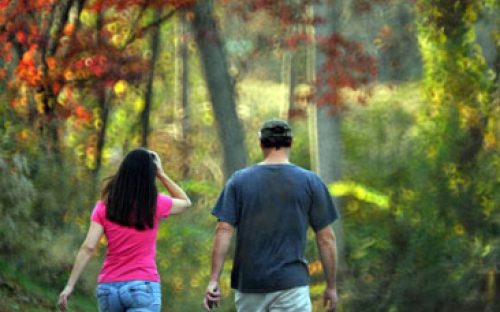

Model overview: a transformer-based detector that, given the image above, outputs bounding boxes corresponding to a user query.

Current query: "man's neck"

[261,149,290,164]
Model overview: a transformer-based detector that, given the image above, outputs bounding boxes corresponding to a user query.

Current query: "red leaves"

[353,0,391,13]
[284,32,313,50]
[315,33,377,110]
[88,0,196,12]
[83,55,107,77]
[0,0,9,10]
[16,31,27,44]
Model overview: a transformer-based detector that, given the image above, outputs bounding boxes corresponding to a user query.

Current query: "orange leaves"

[16,45,43,87]
[63,23,75,36]
[74,105,93,122]
[46,56,57,70]
[16,31,27,44]
[20,44,37,66]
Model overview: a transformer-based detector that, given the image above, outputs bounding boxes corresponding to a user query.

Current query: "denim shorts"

[96,280,161,312]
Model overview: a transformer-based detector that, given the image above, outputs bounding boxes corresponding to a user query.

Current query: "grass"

[0,259,96,312]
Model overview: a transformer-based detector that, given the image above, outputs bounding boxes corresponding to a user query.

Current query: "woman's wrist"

[157,172,168,179]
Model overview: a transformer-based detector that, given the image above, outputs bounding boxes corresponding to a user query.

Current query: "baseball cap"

[258,119,293,139]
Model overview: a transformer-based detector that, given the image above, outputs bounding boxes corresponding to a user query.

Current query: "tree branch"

[121,7,179,49]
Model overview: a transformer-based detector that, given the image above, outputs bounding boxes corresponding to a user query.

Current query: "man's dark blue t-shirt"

[212,163,338,293]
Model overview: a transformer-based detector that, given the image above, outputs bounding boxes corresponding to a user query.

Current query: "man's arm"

[204,221,235,311]
[316,225,338,312]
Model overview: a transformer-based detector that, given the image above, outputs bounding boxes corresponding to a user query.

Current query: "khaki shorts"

[235,285,312,312]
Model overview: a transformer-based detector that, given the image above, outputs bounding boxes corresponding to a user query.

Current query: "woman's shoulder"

[95,200,106,209]
[91,200,107,224]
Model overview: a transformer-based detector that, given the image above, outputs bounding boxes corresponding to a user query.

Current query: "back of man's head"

[259,119,293,150]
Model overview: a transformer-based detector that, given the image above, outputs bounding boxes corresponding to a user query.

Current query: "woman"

[58,148,191,311]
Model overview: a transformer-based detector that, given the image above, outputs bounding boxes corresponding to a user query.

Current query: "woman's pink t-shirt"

[90,194,173,283]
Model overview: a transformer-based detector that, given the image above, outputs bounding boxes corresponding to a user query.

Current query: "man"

[203,119,339,312]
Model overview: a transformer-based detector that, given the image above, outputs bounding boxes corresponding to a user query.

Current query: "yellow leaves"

[111,34,125,47]
[483,132,496,150]
[464,5,477,23]
[351,240,377,260]
[401,189,416,202]
[426,145,437,160]
[481,244,492,257]
[330,181,390,209]
[172,275,184,293]
[99,236,107,246]
[308,260,323,276]
[134,98,145,112]
[35,92,45,113]
[189,276,201,288]
[114,79,128,96]
[457,103,480,128]
[106,22,117,33]
[80,10,97,27]
[94,118,103,130]
[453,224,465,235]
[481,196,495,218]
[483,104,499,151]
[443,163,467,194]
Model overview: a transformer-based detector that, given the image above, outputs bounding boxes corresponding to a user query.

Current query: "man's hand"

[58,285,74,311]
[203,280,221,311]
[323,287,338,312]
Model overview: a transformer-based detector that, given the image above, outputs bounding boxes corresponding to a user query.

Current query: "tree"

[141,10,162,148]
[190,0,247,179]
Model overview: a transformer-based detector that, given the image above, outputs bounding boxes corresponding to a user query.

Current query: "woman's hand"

[58,285,74,311]
[150,151,166,178]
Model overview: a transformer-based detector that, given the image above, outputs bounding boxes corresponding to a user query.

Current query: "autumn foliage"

[0,0,195,158]
[315,33,377,109]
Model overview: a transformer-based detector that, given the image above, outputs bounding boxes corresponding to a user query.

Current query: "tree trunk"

[312,0,347,273]
[287,3,313,123]
[190,0,247,180]
[141,11,161,147]
[179,12,191,179]
[93,10,109,179]
[93,87,109,177]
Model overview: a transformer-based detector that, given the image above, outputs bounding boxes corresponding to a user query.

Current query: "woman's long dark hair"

[101,148,158,230]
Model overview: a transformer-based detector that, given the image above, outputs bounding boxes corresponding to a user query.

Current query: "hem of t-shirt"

[211,212,237,226]
[233,282,309,294]
[312,216,339,233]
[98,274,160,283]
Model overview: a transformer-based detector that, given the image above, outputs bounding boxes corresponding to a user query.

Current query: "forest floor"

[0,260,95,312]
